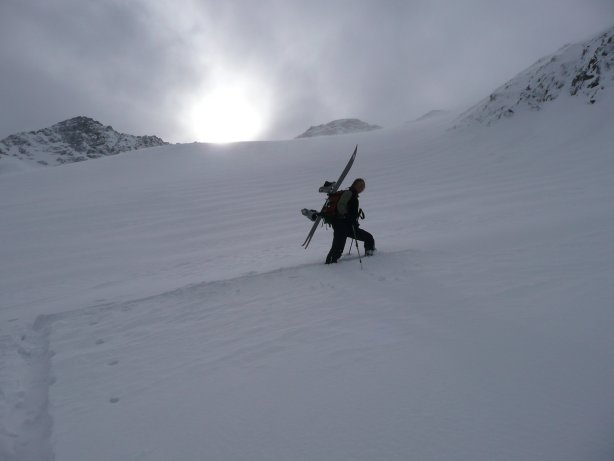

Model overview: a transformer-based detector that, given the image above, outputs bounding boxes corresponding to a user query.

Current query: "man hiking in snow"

[325,178,375,264]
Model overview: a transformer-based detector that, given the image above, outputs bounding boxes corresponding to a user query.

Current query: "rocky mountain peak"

[0,116,168,170]
[460,26,614,125]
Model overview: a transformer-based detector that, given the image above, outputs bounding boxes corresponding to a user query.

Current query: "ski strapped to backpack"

[301,145,357,248]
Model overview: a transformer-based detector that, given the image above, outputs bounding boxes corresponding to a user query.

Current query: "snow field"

[1,92,614,460]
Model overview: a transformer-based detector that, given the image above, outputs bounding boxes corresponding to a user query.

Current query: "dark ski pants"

[326,220,374,264]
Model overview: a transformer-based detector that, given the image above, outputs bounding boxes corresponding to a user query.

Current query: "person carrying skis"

[325,178,375,264]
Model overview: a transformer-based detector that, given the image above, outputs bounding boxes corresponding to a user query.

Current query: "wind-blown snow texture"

[1,28,614,461]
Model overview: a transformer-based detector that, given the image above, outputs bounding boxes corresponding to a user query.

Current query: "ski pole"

[348,238,354,255]
[352,225,363,270]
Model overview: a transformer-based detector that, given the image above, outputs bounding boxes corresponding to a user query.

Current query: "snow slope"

[2,38,614,460]
[460,26,614,125]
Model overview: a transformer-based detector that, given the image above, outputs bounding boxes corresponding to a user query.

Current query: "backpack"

[321,190,345,222]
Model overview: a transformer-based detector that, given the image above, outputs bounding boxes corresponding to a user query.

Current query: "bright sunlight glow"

[185,79,269,144]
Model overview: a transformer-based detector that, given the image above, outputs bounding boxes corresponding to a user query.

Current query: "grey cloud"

[1,0,613,142]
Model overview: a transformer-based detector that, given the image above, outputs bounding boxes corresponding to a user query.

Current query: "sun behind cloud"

[184,76,270,143]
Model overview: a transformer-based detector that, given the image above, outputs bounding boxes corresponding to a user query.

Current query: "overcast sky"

[1,0,613,143]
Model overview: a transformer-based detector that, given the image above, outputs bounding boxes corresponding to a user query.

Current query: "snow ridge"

[0,116,167,170]
[460,26,614,125]
[411,110,448,122]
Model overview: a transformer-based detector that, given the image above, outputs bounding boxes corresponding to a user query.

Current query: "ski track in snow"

[1,87,614,459]
[0,317,54,461]
[5,245,614,460]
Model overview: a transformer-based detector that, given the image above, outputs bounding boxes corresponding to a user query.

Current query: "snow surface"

[1,78,614,460]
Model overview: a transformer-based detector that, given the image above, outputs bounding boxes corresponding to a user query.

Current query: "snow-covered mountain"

[296,118,382,138]
[411,109,448,122]
[1,28,614,461]
[460,26,614,125]
[0,116,167,172]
